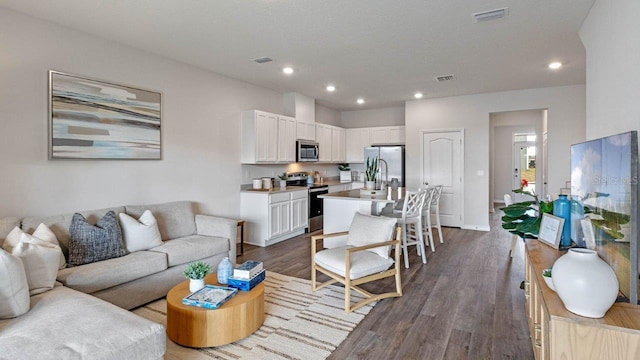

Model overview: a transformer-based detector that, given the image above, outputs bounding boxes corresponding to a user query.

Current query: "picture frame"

[49,70,162,160]
[538,213,564,249]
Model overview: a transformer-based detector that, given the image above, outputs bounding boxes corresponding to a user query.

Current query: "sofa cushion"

[0,250,30,319]
[57,250,168,294]
[314,245,395,280]
[4,224,66,269]
[126,201,196,241]
[0,286,166,360]
[119,210,163,252]
[147,234,229,267]
[21,206,125,259]
[0,217,20,248]
[68,211,128,266]
[11,241,61,296]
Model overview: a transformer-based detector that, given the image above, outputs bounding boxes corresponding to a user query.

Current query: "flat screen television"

[570,131,639,304]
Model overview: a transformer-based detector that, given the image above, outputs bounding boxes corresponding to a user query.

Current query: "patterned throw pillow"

[68,211,128,266]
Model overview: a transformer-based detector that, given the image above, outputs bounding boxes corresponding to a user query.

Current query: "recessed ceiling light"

[282,67,294,75]
[548,62,562,70]
[326,85,336,92]
[414,92,423,99]
[357,98,365,105]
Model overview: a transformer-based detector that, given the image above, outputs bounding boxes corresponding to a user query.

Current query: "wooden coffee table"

[166,273,265,348]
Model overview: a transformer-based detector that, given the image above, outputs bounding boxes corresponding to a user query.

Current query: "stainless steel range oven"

[308,185,328,232]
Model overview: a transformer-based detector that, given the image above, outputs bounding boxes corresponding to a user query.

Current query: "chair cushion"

[125,201,196,241]
[0,250,29,319]
[119,210,163,252]
[314,246,394,280]
[68,211,128,266]
[56,250,168,294]
[147,234,229,267]
[346,213,397,259]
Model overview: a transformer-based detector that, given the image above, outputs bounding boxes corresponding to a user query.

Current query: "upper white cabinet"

[277,115,296,162]
[296,121,316,141]
[370,126,405,145]
[242,110,278,163]
[346,128,371,163]
[316,123,333,162]
[331,127,346,162]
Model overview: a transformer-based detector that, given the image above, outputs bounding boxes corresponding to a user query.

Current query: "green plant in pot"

[337,163,350,171]
[500,185,553,239]
[183,261,211,292]
[365,157,378,189]
[278,172,288,188]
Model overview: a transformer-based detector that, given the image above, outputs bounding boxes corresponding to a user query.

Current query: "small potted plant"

[183,261,211,292]
[278,172,288,188]
[365,157,378,189]
[338,163,351,181]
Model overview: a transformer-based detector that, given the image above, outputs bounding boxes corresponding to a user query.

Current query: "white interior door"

[422,130,463,227]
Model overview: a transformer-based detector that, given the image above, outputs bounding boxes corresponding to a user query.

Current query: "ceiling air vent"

[252,57,273,64]
[435,74,456,82]
[472,7,509,23]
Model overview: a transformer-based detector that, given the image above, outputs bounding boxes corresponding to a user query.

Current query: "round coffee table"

[166,273,265,348]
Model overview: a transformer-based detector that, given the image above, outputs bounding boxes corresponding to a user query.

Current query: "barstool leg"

[401,224,410,269]
[435,207,443,243]
[417,219,427,264]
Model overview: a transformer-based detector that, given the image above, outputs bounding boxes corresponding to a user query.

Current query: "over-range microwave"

[296,140,319,162]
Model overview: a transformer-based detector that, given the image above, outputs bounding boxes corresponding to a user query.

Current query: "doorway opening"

[513,134,536,202]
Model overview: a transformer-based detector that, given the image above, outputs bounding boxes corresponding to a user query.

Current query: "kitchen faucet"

[378,158,389,189]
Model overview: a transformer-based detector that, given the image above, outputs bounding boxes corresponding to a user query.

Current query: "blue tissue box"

[227,270,266,291]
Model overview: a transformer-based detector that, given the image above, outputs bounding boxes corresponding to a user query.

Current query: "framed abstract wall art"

[49,71,161,159]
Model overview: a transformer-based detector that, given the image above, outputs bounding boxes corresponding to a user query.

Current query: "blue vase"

[217,257,233,285]
[553,195,572,247]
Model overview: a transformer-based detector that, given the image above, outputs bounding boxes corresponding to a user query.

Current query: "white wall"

[341,107,404,128]
[0,8,284,218]
[579,0,640,139]
[405,85,585,229]
[315,104,341,127]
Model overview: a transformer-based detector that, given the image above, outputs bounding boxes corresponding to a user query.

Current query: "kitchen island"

[319,188,405,247]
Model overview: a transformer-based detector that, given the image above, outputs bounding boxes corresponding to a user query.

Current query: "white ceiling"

[0,0,595,111]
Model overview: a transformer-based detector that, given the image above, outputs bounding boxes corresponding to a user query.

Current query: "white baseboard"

[461,224,491,232]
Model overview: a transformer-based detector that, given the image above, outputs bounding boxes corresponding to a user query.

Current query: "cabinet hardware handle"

[535,340,542,348]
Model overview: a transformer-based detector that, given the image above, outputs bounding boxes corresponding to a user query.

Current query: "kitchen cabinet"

[331,127,346,162]
[328,184,351,193]
[346,128,371,163]
[316,123,333,162]
[240,189,308,247]
[242,110,278,163]
[524,240,640,359]
[296,120,316,141]
[370,126,405,145]
[277,115,296,162]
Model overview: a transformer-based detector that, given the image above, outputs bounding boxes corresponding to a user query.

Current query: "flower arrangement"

[182,261,211,280]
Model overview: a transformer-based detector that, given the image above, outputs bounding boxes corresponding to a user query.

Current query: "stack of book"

[227,260,266,291]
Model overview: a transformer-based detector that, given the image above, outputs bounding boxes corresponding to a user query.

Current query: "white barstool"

[383,190,428,268]
[504,193,519,258]
[429,185,444,244]
[420,187,437,252]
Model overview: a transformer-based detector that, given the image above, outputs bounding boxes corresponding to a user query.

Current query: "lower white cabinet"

[241,189,308,247]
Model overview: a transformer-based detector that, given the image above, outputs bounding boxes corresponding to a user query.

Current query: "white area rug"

[133,271,376,360]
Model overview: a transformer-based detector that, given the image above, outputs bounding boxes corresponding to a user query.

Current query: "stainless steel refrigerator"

[364,145,405,186]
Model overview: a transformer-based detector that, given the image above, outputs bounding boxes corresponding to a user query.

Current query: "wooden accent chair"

[311,213,403,313]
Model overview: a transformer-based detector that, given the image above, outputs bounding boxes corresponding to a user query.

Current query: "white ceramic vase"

[552,248,618,318]
[365,181,376,190]
[189,278,205,293]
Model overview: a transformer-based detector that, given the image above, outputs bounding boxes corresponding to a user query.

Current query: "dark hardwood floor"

[237,213,534,359]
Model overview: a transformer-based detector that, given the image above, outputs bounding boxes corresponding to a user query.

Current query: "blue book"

[182,285,238,309]
[233,260,263,279]
[227,270,266,291]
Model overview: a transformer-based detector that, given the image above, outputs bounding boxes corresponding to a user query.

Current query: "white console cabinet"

[241,189,308,247]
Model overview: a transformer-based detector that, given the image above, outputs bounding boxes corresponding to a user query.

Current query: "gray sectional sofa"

[0,201,238,360]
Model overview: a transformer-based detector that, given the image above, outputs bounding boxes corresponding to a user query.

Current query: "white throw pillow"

[12,240,61,296]
[0,249,30,318]
[346,213,398,259]
[119,210,163,252]
[3,224,66,269]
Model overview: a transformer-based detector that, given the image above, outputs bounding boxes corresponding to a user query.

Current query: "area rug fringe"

[133,271,376,360]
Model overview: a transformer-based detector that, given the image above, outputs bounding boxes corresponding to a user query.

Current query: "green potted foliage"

[365,157,378,189]
[278,172,288,188]
[500,182,553,239]
[183,261,211,292]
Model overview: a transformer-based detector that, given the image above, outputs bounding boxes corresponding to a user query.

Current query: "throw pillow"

[118,210,163,252]
[11,241,60,295]
[0,249,30,318]
[68,211,128,266]
[346,212,398,259]
[3,224,66,269]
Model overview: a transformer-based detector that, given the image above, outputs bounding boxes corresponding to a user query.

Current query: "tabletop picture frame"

[581,218,596,249]
[538,213,564,249]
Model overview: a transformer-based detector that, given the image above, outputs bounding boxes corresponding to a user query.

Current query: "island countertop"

[319,188,406,203]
